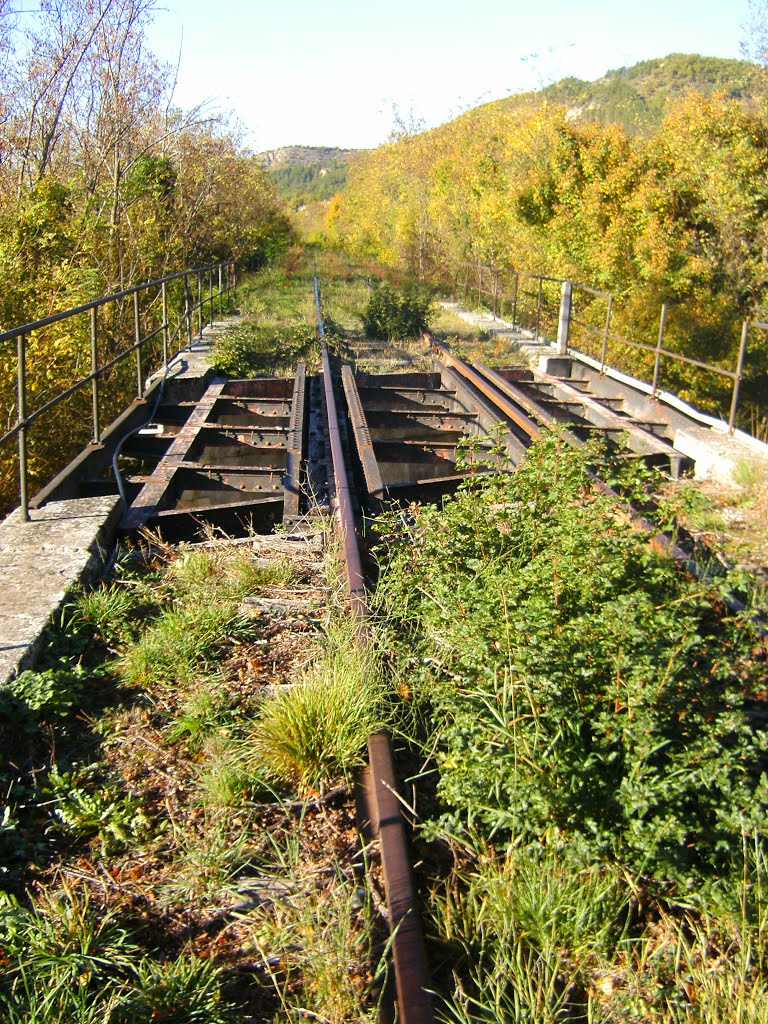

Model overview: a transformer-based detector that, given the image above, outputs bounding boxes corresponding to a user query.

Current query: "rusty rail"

[314,272,433,1024]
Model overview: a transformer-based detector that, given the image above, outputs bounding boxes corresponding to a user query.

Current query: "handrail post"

[557,280,573,356]
[197,271,203,338]
[535,278,543,340]
[728,320,749,434]
[600,294,613,373]
[512,272,519,327]
[218,264,223,317]
[90,307,100,444]
[17,332,29,521]
[477,262,482,309]
[492,268,499,320]
[208,269,214,328]
[161,280,169,369]
[183,274,191,349]
[233,262,238,307]
[134,291,142,396]
[652,303,667,396]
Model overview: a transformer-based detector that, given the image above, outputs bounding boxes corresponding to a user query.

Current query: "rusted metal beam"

[121,378,229,531]
[284,362,307,519]
[427,334,542,440]
[320,344,368,618]
[341,365,385,503]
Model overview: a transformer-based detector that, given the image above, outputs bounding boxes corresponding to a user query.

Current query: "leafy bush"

[213,318,317,377]
[374,434,768,884]
[362,281,434,340]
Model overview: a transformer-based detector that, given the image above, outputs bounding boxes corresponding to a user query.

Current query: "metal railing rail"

[452,261,563,340]
[2,260,236,520]
[450,261,761,434]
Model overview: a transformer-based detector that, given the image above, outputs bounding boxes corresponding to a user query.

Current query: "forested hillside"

[536,53,763,134]
[330,55,768,421]
[260,147,357,209]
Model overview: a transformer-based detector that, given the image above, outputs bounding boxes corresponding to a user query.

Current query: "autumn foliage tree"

[330,75,768,420]
[0,0,292,513]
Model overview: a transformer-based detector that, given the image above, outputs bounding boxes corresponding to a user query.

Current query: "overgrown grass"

[0,523,386,1021]
[251,633,383,796]
[213,248,321,376]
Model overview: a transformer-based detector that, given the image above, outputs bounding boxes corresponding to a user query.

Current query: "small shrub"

[363,281,434,340]
[374,433,768,884]
[213,318,317,377]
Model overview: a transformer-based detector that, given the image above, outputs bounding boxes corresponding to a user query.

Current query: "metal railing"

[452,262,563,342]
[449,261,760,434]
[1,261,236,520]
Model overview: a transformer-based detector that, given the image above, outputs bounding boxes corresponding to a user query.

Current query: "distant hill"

[262,56,765,213]
[516,54,765,134]
[258,146,361,209]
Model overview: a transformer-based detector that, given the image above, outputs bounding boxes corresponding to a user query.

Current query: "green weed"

[250,623,384,795]
[374,432,768,884]
[44,763,149,854]
[0,887,138,1017]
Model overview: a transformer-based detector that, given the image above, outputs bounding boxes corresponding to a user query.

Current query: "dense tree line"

[0,0,292,327]
[0,0,292,512]
[330,71,768,420]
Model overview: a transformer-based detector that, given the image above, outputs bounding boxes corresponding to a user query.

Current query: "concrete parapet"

[0,495,121,684]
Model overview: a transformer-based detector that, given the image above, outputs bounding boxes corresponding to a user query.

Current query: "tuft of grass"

[117,600,251,688]
[250,623,384,796]
[72,583,139,650]
[0,886,138,1017]
[124,954,239,1024]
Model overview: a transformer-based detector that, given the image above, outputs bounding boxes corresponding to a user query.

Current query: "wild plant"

[374,432,768,885]
[44,763,149,854]
[363,280,435,340]
[117,600,252,688]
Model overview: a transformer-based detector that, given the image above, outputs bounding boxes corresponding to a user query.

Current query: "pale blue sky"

[147,0,751,152]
